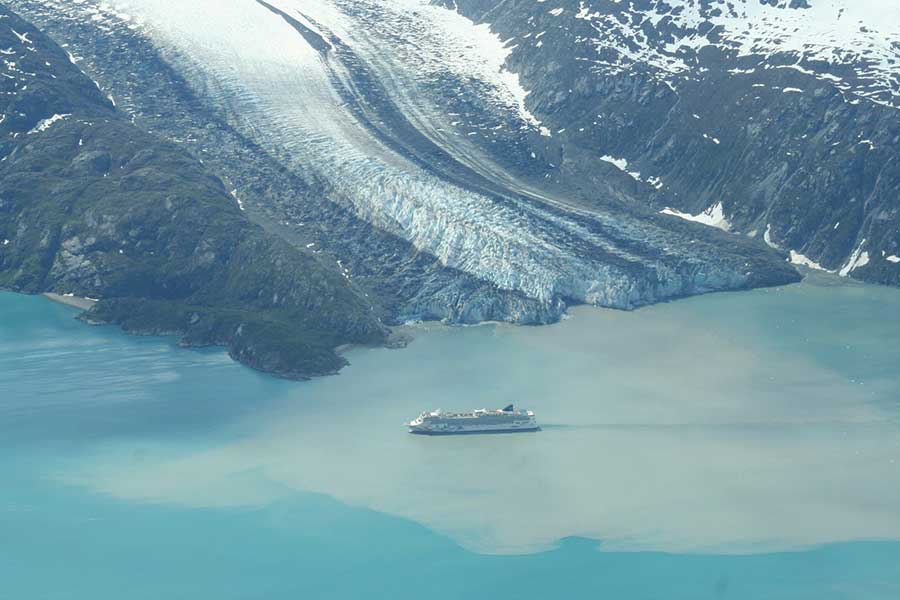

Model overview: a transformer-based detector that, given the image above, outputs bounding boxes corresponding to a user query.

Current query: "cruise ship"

[408,405,539,435]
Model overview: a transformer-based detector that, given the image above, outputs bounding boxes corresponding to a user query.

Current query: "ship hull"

[409,427,541,436]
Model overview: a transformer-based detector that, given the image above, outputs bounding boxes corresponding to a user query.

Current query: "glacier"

[5,0,799,320]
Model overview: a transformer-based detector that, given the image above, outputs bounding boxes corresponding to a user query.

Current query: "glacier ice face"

[7,0,798,317]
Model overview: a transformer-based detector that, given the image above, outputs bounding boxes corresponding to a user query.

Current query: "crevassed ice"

[88,0,720,307]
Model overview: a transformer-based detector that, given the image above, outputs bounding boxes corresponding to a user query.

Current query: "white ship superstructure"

[408,405,539,435]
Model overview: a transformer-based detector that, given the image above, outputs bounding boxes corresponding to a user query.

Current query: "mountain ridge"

[439,0,900,287]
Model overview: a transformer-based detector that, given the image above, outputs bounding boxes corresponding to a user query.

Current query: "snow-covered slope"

[570,0,900,108]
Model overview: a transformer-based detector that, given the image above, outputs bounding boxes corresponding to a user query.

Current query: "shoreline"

[43,293,98,311]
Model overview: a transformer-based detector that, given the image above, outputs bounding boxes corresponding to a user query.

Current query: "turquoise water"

[2,277,900,598]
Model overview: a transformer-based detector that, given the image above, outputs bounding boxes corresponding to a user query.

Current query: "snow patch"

[763,224,778,249]
[600,155,662,187]
[660,202,731,231]
[839,239,869,276]
[27,113,71,134]
[599,154,628,172]
[789,251,831,272]
[9,29,32,45]
[229,189,245,211]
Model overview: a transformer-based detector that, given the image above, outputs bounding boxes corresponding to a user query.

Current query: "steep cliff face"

[0,6,388,379]
[438,0,900,287]
[6,0,799,327]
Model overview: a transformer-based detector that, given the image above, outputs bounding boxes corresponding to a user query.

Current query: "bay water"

[2,274,899,598]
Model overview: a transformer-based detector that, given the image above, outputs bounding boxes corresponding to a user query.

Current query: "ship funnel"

[503,404,514,412]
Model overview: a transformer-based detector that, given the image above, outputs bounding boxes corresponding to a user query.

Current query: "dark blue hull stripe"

[409,428,541,436]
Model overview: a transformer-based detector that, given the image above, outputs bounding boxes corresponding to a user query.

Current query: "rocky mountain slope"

[439,0,900,286]
[0,6,389,379]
